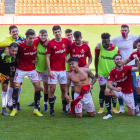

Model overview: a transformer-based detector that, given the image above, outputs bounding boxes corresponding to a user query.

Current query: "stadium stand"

[0,0,5,14]
[15,0,104,14]
[112,0,140,14]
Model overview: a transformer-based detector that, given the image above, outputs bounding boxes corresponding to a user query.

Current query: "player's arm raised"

[123,58,131,65]
[65,74,72,103]
[87,69,96,86]
[0,38,13,48]
[131,55,140,72]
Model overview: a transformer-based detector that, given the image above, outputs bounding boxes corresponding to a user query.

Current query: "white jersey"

[111,34,139,66]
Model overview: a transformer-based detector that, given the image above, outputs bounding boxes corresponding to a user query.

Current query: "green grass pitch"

[0,25,140,140]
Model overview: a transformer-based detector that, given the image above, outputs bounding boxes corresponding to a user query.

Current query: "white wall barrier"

[0,14,140,25]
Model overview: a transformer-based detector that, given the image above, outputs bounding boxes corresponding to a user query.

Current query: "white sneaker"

[136,112,140,116]
[118,106,125,113]
[66,104,70,112]
[103,114,112,119]
[135,105,139,113]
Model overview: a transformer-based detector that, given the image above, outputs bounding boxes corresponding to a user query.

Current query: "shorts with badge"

[114,90,135,109]
[48,71,67,84]
[38,71,48,83]
[14,69,39,83]
[74,92,95,114]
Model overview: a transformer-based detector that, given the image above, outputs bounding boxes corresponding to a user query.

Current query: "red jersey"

[129,50,140,74]
[108,65,133,94]
[46,38,71,71]
[95,44,120,56]
[69,42,92,67]
[17,37,40,71]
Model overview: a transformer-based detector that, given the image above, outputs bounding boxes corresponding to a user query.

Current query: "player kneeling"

[65,57,96,118]
[105,53,140,118]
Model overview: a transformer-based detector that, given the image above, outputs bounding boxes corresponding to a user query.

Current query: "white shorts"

[38,71,48,83]
[48,71,67,84]
[98,75,116,86]
[114,91,135,109]
[137,75,140,88]
[66,71,70,77]
[14,69,39,83]
[74,92,95,113]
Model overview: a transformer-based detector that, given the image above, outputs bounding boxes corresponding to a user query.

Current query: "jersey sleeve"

[46,41,51,54]
[0,37,13,48]
[108,70,114,81]
[95,47,100,56]
[129,52,135,60]
[132,34,139,41]
[86,46,92,57]
[67,39,72,47]
[34,37,40,46]
[110,37,116,45]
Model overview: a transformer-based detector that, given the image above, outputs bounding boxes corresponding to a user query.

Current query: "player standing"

[65,57,96,118]
[95,33,119,119]
[0,43,18,115]
[105,53,140,117]
[46,25,71,116]
[10,29,45,116]
[0,25,25,111]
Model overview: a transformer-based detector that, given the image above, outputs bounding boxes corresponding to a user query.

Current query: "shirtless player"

[65,57,96,118]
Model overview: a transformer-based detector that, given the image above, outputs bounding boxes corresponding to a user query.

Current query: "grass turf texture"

[0,26,140,140]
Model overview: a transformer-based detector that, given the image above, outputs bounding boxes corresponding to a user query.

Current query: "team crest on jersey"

[122,73,125,77]
[62,44,65,48]
[34,46,37,50]
[81,49,85,53]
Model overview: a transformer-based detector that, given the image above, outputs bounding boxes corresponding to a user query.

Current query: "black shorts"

[10,65,16,77]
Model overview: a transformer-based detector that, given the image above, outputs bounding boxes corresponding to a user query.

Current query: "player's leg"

[28,70,43,116]
[84,92,95,117]
[131,71,138,111]
[112,84,118,114]
[127,107,135,116]
[48,71,58,116]
[98,84,106,114]
[10,69,25,116]
[1,80,9,116]
[123,93,135,116]
[118,98,125,113]
[43,81,48,112]
[74,92,83,118]
[59,71,68,115]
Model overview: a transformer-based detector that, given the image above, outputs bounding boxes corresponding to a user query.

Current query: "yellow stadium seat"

[63,7,67,10]
[41,0,46,3]
[117,6,121,10]
[15,10,19,14]
[89,3,93,6]
[131,10,135,14]
[33,7,37,10]
[37,0,41,3]
[67,0,71,3]
[15,3,19,6]
[33,0,36,2]
[42,7,46,10]
[125,4,129,6]
[100,10,104,14]
[28,0,32,3]
[50,7,55,10]
[41,3,46,6]
[19,10,24,14]
[24,0,28,4]
[131,7,135,10]
[24,6,28,10]
[37,3,41,6]
[113,6,117,10]
[46,10,51,14]
[15,6,19,11]
[90,7,94,10]
[37,10,42,14]
[64,10,68,14]
[28,3,32,6]
[126,7,130,10]
[50,0,54,3]
[89,0,93,3]
[133,4,138,6]
[19,7,24,10]
[24,10,28,14]
[54,6,59,10]
[59,6,63,10]
[122,6,126,10]
[114,10,118,14]
[93,0,97,3]
[120,0,124,3]
[80,0,84,3]
[122,10,127,14]
[85,0,89,3]
[93,3,97,6]
[120,4,125,6]
[67,3,72,6]
[136,10,140,14]
[116,4,120,6]
[29,10,32,14]
[24,3,28,6]
[45,0,50,3]
[77,7,81,10]
[19,0,24,3]
[127,10,131,14]
[116,0,120,3]
[68,7,72,11]
[133,0,137,3]
[118,10,122,14]
[129,4,133,6]
[124,0,129,3]
[37,7,41,10]
[129,0,133,3]
[42,10,46,14]
[98,3,102,6]
[72,7,77,10]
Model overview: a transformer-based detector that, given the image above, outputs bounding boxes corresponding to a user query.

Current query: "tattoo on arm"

[88,57,92,65]
[87,69,96,85]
